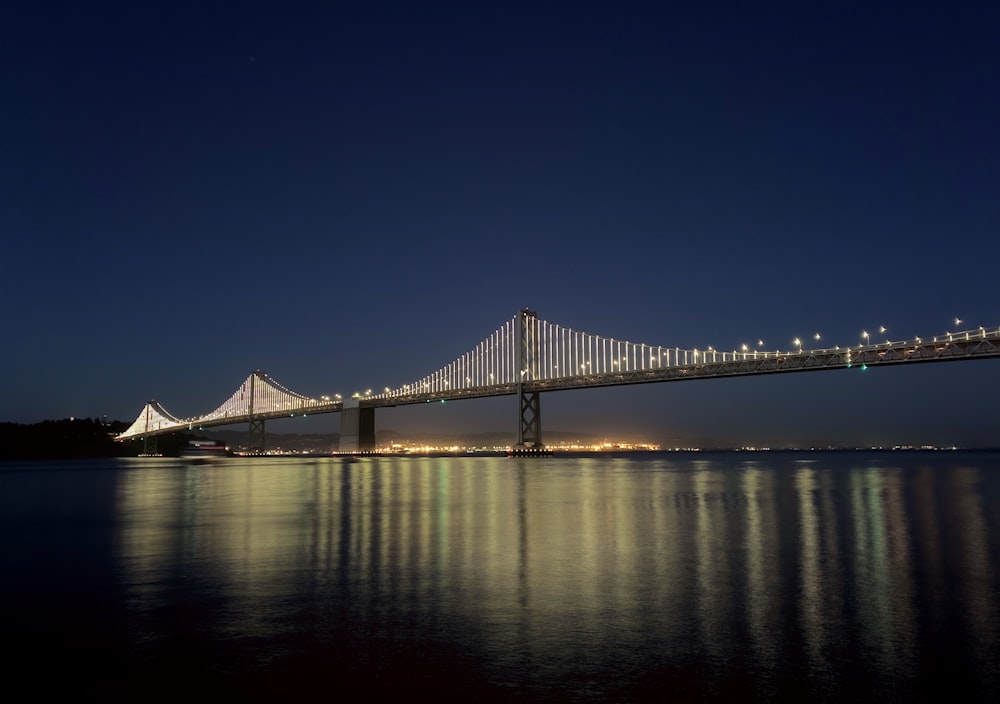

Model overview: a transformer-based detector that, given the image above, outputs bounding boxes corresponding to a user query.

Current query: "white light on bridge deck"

[115,314,1000,444]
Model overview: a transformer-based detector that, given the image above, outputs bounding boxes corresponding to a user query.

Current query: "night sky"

[3,2,998,447]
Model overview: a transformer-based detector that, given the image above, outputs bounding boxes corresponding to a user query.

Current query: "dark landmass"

[0,420,603,458]
[0,418,215,459]
[0,418,134,459]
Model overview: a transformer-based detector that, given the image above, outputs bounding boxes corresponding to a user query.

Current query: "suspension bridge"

[118,310,1000,453]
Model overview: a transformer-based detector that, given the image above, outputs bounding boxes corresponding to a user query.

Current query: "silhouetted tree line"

[0,418,140,459]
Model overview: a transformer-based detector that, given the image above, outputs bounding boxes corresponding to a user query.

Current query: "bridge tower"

[247,370,266,453]
[514,308,544,451]
[141,403,157,456]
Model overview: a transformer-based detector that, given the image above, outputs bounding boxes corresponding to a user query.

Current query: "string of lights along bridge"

[119,310,1000,454]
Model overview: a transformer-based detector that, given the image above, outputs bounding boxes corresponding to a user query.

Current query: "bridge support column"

[517,390,542,447]
[248,418,266,453]
[514,308,545,451]
[142,435,158,456]
[340,399,375,453]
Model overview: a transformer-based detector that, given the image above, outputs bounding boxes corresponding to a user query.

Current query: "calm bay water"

[1,452,998,701]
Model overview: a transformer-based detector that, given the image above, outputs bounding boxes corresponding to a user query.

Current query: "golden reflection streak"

[850,471,880,669]
[883,468,916,675]
[793,462,854,697]
[609,461,642,641]
[912,465,945,620]
[578,461,604,632]
[796,467,824,675]
[743,465,779,680]
[849,465,910,692]
[651,460,691,648]
[695,462,726,662]
[950,466,997,672]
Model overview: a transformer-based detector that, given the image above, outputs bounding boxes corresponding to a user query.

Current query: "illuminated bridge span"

[119,310,1000,453]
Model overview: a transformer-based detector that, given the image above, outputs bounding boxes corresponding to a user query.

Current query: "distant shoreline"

[2,418,996,459]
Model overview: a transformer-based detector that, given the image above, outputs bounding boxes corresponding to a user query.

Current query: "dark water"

[1,453,998,701]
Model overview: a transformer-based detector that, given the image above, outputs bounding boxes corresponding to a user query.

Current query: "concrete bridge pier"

[340,398,376,452]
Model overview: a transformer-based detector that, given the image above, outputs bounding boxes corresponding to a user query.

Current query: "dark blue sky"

[3,2,998,446]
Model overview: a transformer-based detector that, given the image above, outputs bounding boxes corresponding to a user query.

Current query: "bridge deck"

[119,330,1000,439]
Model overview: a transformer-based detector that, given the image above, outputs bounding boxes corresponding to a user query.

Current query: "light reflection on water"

[2,453,998,700]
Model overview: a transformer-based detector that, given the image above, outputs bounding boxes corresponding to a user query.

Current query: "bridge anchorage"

[116,312,1000,455]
